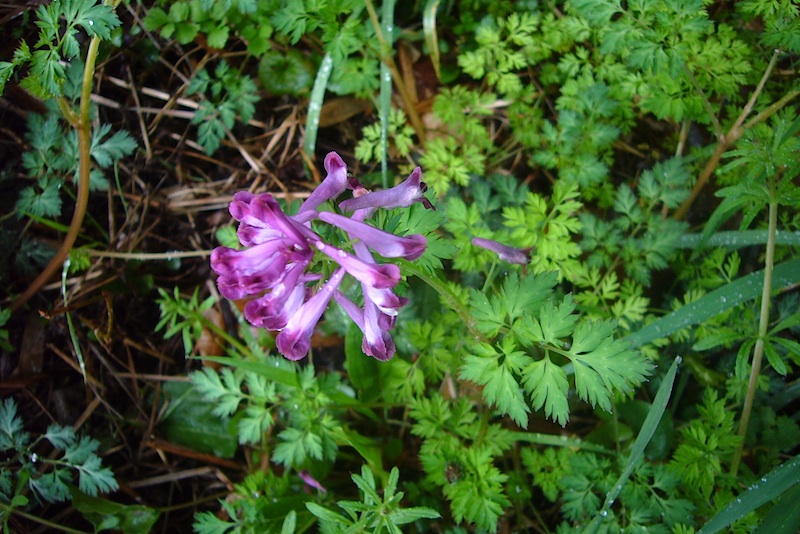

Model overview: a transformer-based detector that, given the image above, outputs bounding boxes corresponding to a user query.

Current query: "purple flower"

[317,212,427,260]
[276,268,346,360]
[211,150,430,363]
[472,237,532,265]
[211,192,314,302]
[298,152,349,213]
[339,167,434,212]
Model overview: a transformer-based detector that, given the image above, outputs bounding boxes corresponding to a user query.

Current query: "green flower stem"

[0,502,87,534]
[400,260,485,342]
[730,180,778,476]
[11,35,102,313]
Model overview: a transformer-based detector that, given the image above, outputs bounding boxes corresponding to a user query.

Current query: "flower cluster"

[211,152,431,361]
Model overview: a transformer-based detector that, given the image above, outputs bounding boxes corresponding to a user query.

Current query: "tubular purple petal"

[362,300,395,361]
[298,470,327,493]
[318,212,427,260]
[275,268,346,360]
[334,291,395,361]
[298,152,349,213]
[338,167,434,212]
[313,241,400,289]
[472,237,532,265]
[351,241,408,315]
[333,291,365,330]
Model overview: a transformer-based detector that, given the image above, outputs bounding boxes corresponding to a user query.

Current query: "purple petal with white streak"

[318,212,427,260]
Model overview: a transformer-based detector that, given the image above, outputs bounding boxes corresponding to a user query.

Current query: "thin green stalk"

[730,181,778,476]
[674,50,787,220]
[11,35,102,312]
[0,502,88,534]
[400,260,484,342]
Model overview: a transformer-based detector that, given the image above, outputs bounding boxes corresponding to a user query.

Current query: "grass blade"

[699,454,800,534]
[678,230,800,249]
[378,0,396,188]
[584,356,682,534]
[423,0,442,81]
[303,52,334,158]
[624,257,800,349]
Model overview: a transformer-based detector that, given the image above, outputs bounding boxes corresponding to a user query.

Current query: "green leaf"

[16,182,63,218]
[0,398,28,451]
[206,25,229,49]
[91,127,137,168]
[568,319,652,411]
[306,502,350,525]
[71,487,159,534]
[44,424,75,450]
[699,454,800,534]
[157,381,238,458]
[460,340,532,427]
[343,321,383,402]
[625,257,800,349]
[521,356,570,426]
[197,355,299,388]
[258,49,315,96]
[142,7,169,31]
[753,482,800,534]
[528,296,578,345]
[74,1,121,40]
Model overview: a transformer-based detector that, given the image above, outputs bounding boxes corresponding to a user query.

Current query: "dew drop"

[30,453,38,463]
[600,510,608,517]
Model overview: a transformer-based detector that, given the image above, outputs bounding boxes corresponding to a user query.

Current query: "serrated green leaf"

[521,356,570,426]
[157,381,238,458]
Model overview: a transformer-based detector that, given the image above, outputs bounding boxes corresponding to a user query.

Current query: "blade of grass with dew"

[302,52,333,159]
[678,230,800,249]
[513,432,613,456]
[378,0,395,188]
[62,258,87,384]
[196,355,299,389]
[423,0,442,81]
[623,257,800,350]
[698,454,800,534]
[583,356,682,534]
[752,482,800,534]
